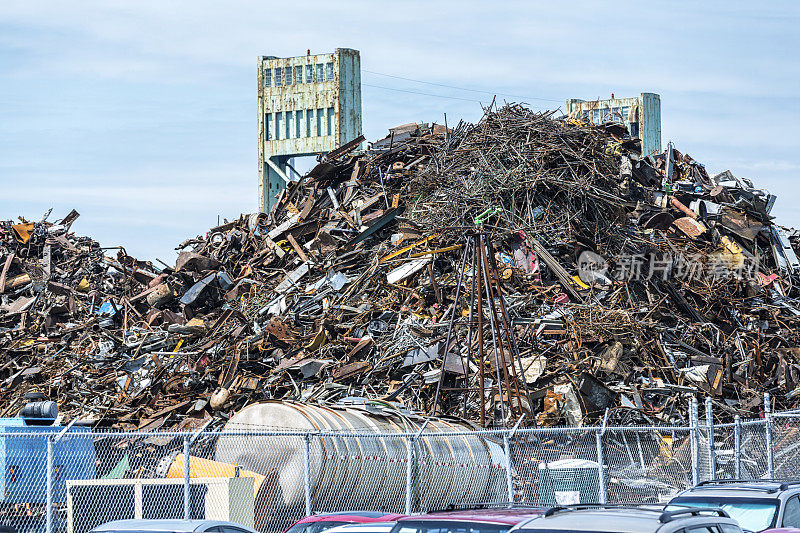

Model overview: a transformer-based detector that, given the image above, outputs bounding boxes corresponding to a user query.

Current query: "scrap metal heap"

[2,104,799,429]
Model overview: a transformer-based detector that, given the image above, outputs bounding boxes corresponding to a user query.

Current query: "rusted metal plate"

[332,361,372,381]
[719,208,764,241]
[673,216,706,238]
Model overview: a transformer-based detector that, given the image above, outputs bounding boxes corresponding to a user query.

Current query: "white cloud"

[1,0,799,260]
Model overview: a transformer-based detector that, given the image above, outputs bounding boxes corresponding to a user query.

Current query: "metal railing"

[3,395,799,533]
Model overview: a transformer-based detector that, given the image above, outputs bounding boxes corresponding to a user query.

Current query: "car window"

[222,528,251,533]
[685,526,720,533]
[286,522,349,533]
[515,530,618,533]
[719,525,740,533]
[204,528,222,533]
[391,521,510,533]
[668,498,779,531]
[783,496,800,528]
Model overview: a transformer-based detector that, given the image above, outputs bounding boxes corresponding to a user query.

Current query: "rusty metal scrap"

[2,104,800,429]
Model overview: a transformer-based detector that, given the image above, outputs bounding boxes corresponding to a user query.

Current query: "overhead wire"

[363,83,551,111]
[363,69,562,103]
[362,83,484,103]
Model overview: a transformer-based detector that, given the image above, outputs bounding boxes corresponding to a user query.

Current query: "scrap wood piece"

[332,361,372,381]
[529,238,585,303]
[274,262,310,294]
[386,257,431,284]
[0,253,14,293]
[347,207,402,248]
[379,234,439,263]
[673,217,706,239]
[324,134,366,161]
[285,233,309,263]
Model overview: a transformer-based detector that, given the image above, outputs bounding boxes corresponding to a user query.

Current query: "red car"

[388,506,549,533]
[284,512,406,533]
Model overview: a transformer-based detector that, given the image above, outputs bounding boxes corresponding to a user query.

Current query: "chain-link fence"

[2,395,793,533]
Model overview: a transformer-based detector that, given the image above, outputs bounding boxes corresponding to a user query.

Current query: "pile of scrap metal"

[2,103,799,429]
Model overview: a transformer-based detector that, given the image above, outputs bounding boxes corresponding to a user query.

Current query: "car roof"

[674,489,784,500]
[398,507,548,525]
[294,513,405,525]
[324,523,395,533]
[91,520,256,533]
[513,507,739,533]
[681,480,800,496]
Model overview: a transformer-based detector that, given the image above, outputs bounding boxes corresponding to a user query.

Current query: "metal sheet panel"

[641,92,662,156]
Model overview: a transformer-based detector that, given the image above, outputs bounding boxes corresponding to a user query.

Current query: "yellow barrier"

[165,454,266,500]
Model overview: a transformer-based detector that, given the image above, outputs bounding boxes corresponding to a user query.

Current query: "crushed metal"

[2,104,799,429]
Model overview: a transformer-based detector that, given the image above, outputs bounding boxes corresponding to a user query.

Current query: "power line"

[362,83,483,103]
[363,69,562,103]
[363,83,550,112]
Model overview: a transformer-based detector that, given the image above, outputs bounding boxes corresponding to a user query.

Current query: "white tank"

[215,401,506,521]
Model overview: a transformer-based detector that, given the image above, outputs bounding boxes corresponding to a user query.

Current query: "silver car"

[510,505,742,533]
[90,520,260,533]
[325,524,397,533]
[668,479,800,532]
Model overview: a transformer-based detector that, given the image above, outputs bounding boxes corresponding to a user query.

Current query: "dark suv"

[510,505,741,533]
[668,480,800,532]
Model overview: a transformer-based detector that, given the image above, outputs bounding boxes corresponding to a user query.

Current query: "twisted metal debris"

[2,104,799,429]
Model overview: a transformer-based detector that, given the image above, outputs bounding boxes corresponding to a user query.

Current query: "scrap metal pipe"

[215,402,506,519]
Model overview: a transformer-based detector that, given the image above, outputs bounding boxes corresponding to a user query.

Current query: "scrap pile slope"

[1,104,797,429]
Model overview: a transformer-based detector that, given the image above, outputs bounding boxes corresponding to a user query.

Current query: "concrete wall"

[258,49,362,213]
[566,92,662,157]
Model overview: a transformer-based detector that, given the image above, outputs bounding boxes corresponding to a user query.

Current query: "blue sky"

[1,1,798,262]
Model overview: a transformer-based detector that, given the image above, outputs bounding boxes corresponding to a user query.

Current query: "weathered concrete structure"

[258,49,362,213]
[566,93,661,157]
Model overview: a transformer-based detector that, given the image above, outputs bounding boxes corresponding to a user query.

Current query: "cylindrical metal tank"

[19,401,58,425]
[214,401,506,519]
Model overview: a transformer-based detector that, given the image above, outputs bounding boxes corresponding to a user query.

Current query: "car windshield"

[390,521,510,533]
[91,530,182,533]
[285,522,350,533]
[91,531,183,533]
[667,498,779,531]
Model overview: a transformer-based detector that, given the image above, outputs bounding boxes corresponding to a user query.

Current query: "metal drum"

[215,401,506,516]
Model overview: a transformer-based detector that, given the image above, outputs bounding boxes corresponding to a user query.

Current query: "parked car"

[667,480,800,532]
[325,523,397,533]
[509,505,741,533]
[389,505,549,533]
[90,520,259,533]
[284,512,406,533]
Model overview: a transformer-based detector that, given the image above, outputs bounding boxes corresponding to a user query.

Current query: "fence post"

[705,397,716,479]
[405,436,414,515]
[503,432,514,504]
[303,433,312,516]
[183,434,190,520]
[406,420,429,515]
[503,415,524,504]
[765,392,775,478]
[734,415,741,479]
[689,397,699,484]
[46,435,53,533]
[595,430,606,504]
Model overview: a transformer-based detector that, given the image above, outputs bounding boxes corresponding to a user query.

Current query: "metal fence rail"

[3,394,797,533]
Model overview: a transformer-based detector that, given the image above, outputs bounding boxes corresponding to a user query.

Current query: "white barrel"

[215,401,506,514]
